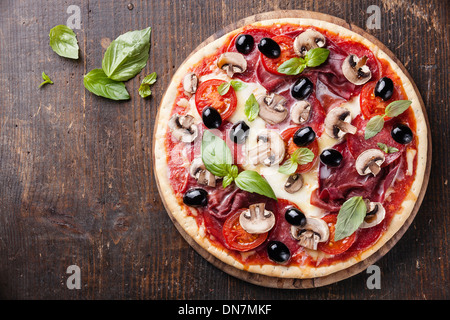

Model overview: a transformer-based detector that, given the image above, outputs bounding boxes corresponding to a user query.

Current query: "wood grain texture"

[0,0,448,299]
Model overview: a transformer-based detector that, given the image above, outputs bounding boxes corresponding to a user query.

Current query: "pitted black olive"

[183,188,208,207]
[285,208,307,227]
[229,121,250,144]
[375,77,394,101]
[202,106,222,129]
[391,123,413,144]
[320,149,343,167]
[293,126,316,147]
[291,77,314,100]
[267,241,290,264]
[235,34,254,55]
[258,37,281,59]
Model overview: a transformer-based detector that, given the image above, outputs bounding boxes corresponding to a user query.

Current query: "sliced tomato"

[195,79,237,120]
[318,214,356,255]
[260,35,296,75]
[280,126,319,173]
[223,209,268,252]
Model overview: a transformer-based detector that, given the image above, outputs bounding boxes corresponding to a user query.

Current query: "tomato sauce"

[164,23,418,268]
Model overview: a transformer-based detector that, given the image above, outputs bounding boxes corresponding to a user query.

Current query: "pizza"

[153,16,428,281]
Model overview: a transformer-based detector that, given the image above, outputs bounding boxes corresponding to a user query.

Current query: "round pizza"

[153,15,429,282]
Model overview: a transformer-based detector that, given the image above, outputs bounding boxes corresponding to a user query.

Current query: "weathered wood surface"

[0,0,448,299]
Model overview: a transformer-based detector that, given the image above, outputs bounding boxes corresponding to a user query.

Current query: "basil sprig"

[364,100,412,140]
[139,72,157,98]
[49,25,79,59]
[278,148,314,175]
[244,93,259,122]
[39,72,54,88]
[102,27,152,81]
[217,80,245,95]
[335,196,367,241]
[377,142,399,154]
[201,130,277,200]
[277,48,330,75]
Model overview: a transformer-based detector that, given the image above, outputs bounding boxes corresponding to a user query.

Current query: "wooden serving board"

[153,10,432,289]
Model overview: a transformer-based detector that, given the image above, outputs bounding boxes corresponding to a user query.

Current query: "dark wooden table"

[0,0,448,300]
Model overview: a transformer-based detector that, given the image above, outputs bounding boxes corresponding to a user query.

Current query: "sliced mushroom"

[324,106,357,139]
[284,173,303,193]
[293,29,326,57]
[216,52,247,78]
[239,203,275,234]
[342,54,372,85]
[360,201,386,228]
[247,129,285,166]
[290,100,311,124]
[290,217,329,250]
[168,113,199,143]
[189,157,217,187]
[355,149,386,176]
[183,72,198,94]
[257,93,288,124]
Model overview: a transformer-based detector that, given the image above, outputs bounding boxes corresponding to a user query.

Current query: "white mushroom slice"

[284,173,303,194]
[189,157,217,187]
[342,54,372,85]
[247,129,285,166]
[239,203,275,234]
[355,149,386,176]
[290,218,329,250]
[360,201,386,228]
[257,93,288,124]
[168,113,199,143]
[324,106,357,139]
[183,72,198,94]
[216,52,247,78]
[290,100,311,124]
[293,29,326,57]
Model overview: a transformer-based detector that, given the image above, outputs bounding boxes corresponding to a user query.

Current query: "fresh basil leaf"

[291,147,315,165]
[277,57,306,75]
[305,48,330,67]
[222,174,234,189]
[230,80,246,91]
[49,25,79,59]
[102,27,152,81]
[229,165,239,179]
[384,100,412,118]
[335,196,367,241]
[83,69,130,100]
[278,159,298,175]
[234,170,277,200]
[377,142,399,154]
[364,115,385,140]
[139,72,157,98]
[217,82,231,95]
[201,130,232,177]
[39,72,54,88]
[244,93,259,122]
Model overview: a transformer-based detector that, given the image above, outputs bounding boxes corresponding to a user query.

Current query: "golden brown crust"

[153,18,428,279]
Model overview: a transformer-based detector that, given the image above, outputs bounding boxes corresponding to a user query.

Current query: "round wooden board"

[153,10,432,289]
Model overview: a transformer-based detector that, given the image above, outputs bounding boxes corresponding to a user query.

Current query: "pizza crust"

[153,17,428,279]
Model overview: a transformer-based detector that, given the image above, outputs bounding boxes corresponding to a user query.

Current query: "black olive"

[293,126,316,147]
[183,188,208,207]
[391,123,413,144]
[285,207,307,227]
[202,106,222,129]
[267,241,291,264]
[320,149,343,167]
[291,77,314,100]
[374,77,394,101]
[258,37,281,59]
[235,34,254,55]
[229,121,250,144]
